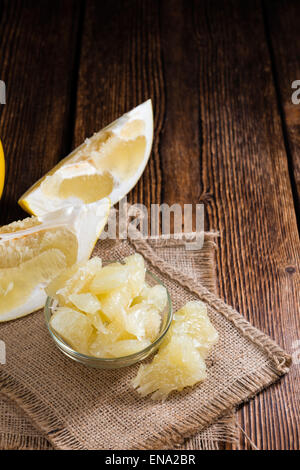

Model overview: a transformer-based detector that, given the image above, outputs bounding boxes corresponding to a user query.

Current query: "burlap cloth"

[0,234,291,450]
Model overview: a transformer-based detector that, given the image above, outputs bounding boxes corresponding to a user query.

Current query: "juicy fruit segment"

[0,200,110,322]
[0,225,77,269]
[171,301,219,358]
[48,254,168,358]
[98,286,131,321]
[132,336,207,401]
[19,100,153,216]
[126,303,162,341]
[46,172,114,205]
[132,301,218,401]
[132,284,168,311]
[89,253,146,296]
[125,253,146,297]
[50,307,93,354]
[69,293,101,314]
[90,262,128,294]
[50,257,103,305]
[0,249,67,315]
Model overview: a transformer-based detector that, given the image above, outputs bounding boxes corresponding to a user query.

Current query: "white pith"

[0,199,110,322]
[21,100,153,216]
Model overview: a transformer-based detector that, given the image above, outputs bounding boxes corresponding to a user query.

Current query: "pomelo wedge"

[0,199,110,321]
[19,100,153,216]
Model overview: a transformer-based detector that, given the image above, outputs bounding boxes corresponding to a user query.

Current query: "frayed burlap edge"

[0,432,52,450]
[176,414,238,450]
[0,232,231,451]
[0,235,291,450]
[130,236,291,376]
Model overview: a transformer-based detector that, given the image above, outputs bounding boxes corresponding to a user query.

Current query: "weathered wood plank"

[0,0,82,225]
[264,0,300,216]
[185,0,299,449]
[68,0,300,449]
[73,0,165,212]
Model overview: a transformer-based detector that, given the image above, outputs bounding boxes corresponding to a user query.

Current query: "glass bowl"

[44,269,172,369]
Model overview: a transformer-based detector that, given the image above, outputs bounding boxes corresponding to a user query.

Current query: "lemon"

[19,100,153,216]
[0,140,5,199]
[0,199,110,322]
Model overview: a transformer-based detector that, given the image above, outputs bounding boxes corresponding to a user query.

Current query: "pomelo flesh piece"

[48,254,167,358]
[132,301,218,400]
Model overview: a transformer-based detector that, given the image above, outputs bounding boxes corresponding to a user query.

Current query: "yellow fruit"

[0,200,110,322]
[132,284,168,311]
[48,254,167,358]
[19,100,153,216]
[86,311,108,335]
[89,322,126,357]
[47,257,103,305]
[171,301,219,358]
[69,293,101,314]
[132,336,206,401]
[0,140,5,199]
[132,301,218,400]
[50,307,94,354]
[90,262,128,294]
[98,286,131,321]
[126,303,161,341]
[123,253,146,297]
[89,254,145,296]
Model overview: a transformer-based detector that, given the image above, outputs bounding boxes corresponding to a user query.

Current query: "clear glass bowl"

[44,269,172,369]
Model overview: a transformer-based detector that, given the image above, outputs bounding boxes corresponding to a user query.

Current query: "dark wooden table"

[0,0,299,450]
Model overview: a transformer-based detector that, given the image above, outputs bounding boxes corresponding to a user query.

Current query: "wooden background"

[0,0,299,450]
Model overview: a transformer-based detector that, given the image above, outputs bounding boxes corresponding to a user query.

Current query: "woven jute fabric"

[0,233,234,450]
[0,235,291,450]
[0,233,236,450]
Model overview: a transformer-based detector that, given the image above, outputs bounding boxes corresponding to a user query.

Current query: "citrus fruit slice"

[69,293,102,314]
[47,257,103,305]
[0,199,110,322]
[50,306,94,355]
[132,301,218,400]
[19,100,153,216]
[0,140,5,199]
[171,301,219,358]
[98,286,131,321]
[132,336,207,401]
[126,303,162,341]
[131,284,168,311]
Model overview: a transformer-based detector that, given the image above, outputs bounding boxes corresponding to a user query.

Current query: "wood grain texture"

[74,0,299,449]
[74,0,165,212]
[264,0,300,216]
[0,0,299,450]
[0,0,81,226]
[186,0,299,449]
